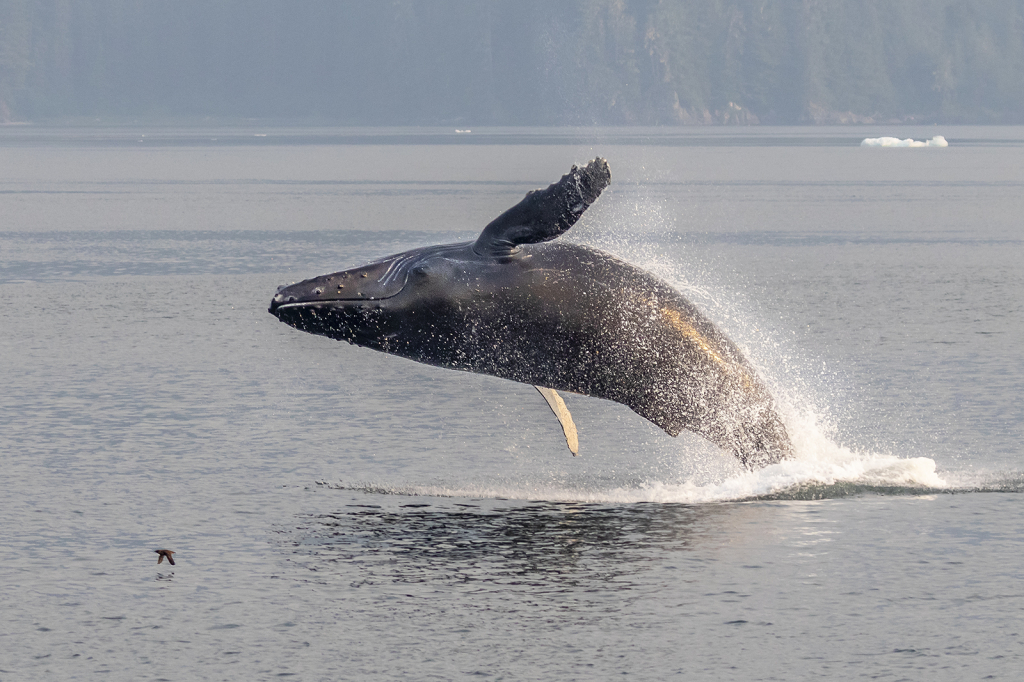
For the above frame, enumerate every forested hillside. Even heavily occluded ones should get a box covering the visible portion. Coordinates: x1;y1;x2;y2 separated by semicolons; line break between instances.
1;0;1022;125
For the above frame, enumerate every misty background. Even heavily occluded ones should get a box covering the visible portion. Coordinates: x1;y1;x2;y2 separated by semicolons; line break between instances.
1;0;1023;125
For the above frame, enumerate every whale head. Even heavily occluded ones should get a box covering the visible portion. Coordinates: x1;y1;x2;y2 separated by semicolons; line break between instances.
268;242;502;354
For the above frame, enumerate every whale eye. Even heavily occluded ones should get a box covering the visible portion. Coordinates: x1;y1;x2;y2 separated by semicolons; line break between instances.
411;265;430;279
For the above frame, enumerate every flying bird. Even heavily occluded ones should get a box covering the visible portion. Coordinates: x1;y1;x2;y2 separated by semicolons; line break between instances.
155;549;176;565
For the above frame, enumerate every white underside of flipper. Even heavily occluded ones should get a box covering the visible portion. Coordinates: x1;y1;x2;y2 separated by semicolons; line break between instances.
534;386;579;456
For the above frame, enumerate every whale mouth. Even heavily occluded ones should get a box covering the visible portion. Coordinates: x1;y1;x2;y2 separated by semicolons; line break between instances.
268;294;398;316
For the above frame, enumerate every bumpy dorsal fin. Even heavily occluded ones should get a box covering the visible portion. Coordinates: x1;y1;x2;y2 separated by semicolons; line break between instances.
474;158;611;258
535;386;579;456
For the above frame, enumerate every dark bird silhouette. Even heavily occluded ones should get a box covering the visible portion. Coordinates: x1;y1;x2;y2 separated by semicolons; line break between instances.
155;549;176;566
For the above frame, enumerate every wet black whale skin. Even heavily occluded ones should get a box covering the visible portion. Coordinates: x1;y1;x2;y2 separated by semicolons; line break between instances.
270;159;792;468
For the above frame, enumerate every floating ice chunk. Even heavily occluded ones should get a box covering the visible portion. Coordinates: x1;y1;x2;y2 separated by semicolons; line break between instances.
861;135;948;147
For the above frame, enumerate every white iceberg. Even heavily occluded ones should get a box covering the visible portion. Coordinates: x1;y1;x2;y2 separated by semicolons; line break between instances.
861;135;948;147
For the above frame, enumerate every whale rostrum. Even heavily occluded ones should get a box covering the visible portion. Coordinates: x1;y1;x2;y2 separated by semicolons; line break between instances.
269;158;793;468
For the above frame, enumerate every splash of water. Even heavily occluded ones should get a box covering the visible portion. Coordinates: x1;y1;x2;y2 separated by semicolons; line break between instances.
325;418;951;504
323;175;1014;504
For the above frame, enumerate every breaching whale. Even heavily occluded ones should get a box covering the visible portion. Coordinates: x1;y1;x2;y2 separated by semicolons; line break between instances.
269;159;792;468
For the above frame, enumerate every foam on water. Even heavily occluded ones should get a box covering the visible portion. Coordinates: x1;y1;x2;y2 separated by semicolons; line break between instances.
860;135;948;147
325;409;953;504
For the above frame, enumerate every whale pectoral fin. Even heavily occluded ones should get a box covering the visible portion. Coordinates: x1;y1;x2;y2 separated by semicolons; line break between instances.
474;158;611;258
534;386;580;456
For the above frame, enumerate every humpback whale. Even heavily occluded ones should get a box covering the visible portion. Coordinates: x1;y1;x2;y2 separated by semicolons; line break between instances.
269;159;792;468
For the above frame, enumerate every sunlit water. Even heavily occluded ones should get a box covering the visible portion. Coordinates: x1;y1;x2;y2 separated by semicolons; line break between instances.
2;126;1023;680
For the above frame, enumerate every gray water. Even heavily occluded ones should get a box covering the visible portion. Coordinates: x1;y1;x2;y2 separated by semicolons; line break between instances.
2;126;1023;680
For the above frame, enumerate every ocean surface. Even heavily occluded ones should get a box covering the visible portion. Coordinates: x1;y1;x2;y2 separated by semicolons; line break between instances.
1;125;1022;680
